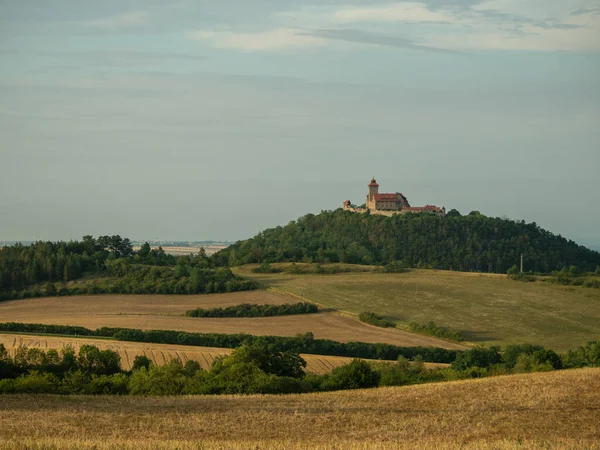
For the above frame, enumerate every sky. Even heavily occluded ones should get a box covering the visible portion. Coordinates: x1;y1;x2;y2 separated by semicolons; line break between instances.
0;0;599;247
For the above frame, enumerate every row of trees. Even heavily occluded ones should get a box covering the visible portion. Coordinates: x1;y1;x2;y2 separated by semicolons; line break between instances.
0;322;458;363
213;210;600;274
185;302;318;318
2;338;599;395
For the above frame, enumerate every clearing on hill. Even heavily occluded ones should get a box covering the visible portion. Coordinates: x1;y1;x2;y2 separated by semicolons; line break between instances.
0;293;465;350
238;265;600;351
0;368;598;449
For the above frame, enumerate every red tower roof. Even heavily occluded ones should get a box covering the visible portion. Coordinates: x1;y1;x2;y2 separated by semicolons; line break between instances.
368;177;379;187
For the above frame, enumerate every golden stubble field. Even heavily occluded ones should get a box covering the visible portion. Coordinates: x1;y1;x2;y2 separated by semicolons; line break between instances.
0;368;598;449
238;265;600;351
0;333;446;374
0;291;465;350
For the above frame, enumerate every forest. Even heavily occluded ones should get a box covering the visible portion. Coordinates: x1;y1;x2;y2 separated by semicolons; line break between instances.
0;236;256;301
213;209;600;274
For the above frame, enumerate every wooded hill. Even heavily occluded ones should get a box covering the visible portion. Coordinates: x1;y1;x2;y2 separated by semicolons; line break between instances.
213;209;600;274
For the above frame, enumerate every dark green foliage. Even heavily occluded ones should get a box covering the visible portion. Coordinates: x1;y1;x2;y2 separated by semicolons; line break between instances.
132;355;152;371
1;337;600;395
320;359;380;390
503;344;545;369
546;267;600;289
451;346;502;370
212;209;600;273
0;322;458;363
562;338;600;368
185;302;318;318
220;344;307;379
0;237;256;301
408;321;463;342
358;311;395;328
76;345;121;375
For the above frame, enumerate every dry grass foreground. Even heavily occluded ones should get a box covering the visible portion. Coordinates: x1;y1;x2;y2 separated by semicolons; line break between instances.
0;333;452;374
0;368;598;449
238;265;600;351
0;292;465;350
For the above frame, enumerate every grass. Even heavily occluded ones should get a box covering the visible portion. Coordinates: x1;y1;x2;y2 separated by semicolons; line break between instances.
0;368;597;449
0;293;465;350
237;264;600;351
0;333;398;374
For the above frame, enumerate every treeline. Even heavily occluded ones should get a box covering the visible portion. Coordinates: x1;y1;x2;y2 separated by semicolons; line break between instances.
408;321;463;342
0;323;457;363
0;236;256;301
358;312;395;328
213;209;600;274
2;338;599;396
0;343;460;395
185;302;318;318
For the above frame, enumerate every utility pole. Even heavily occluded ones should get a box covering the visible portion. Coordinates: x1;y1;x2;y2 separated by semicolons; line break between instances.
520;254;524;274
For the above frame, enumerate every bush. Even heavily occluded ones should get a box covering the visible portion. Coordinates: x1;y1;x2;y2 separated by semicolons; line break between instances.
408;321;463;342
321;359;380;391
358;312;395;328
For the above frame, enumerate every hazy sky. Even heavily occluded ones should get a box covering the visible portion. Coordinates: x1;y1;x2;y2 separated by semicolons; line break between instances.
1;1;599;247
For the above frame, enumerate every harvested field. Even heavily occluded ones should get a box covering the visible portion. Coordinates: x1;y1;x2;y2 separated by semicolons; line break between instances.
0;291;289;317
0;368;598;449
0;333;406;374
239;265;600;351
0;294;465;350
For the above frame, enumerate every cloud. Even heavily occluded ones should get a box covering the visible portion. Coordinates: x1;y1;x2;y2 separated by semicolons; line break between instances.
300;28;460;53
83;11;149;29
189;28;325;52
570;5;600;16
332;3;458;24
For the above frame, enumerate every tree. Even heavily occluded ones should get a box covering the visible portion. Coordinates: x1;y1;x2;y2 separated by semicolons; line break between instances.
322;359;380;390
77;345;121;375
132;355;152;371
507;265;519;275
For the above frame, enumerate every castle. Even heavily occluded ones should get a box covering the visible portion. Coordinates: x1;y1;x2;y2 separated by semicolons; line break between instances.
343;178;445;216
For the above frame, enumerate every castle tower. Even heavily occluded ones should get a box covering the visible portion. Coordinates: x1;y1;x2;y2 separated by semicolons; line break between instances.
367;177;379;209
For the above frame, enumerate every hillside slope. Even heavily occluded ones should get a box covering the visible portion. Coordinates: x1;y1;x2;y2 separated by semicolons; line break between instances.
1;368;598;449
238;266;600;351
214;209;600;273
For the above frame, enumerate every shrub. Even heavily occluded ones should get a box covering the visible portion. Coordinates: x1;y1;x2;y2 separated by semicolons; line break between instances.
408;321;463;342
358;312;395;328
321;359;380;391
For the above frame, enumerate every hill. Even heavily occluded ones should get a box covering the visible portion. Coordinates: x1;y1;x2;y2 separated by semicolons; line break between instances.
239;265;600;351
213;209;600;274
1;368;598;449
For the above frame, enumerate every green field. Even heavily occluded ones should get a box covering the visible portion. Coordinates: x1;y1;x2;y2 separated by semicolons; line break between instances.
237;264;600;351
